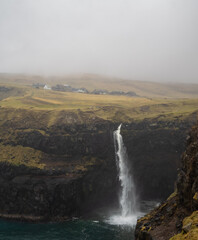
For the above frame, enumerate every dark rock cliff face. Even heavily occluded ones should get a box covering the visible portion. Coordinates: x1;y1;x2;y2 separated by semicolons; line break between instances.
122;121;188;200
0;121;118;221
0;116;195;221
135;123;198;240
0;161;118;221
0;163;82;220
177;125;198;211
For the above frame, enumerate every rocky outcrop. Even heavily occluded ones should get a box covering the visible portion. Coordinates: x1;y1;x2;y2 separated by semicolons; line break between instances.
177;125;198;211
169;210;198;240
135;123;198;240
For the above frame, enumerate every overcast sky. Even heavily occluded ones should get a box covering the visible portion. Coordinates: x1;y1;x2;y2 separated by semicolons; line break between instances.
0;0;198;83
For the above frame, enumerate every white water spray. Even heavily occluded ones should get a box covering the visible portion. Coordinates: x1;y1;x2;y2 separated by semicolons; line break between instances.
108;124;139;226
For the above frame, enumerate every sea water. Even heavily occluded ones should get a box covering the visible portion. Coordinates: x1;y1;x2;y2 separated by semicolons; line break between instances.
0;201;159;240
0;218;135;240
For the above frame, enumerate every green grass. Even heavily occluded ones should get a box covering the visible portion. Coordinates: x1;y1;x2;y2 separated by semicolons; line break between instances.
0;85;198;123
1;72;198;98
0;143;45;168
0;87;151;110
0;81;198;169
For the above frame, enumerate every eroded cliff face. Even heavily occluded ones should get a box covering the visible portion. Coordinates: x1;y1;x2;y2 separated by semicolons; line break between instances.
0;108;196;221
0;161;118;221
135;123;198;240
0;119;118;221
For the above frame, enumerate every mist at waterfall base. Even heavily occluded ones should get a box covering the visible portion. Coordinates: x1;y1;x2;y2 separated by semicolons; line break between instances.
0;124;159;240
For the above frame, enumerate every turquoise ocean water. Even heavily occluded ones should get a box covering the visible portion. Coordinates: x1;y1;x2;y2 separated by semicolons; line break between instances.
0;218;135;240
0;201;158;240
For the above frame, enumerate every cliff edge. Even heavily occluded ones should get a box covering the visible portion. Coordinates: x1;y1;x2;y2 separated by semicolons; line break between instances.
135;124;198;240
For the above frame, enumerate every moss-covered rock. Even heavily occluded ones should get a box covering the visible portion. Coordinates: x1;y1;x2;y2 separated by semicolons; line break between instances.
170;211;198;240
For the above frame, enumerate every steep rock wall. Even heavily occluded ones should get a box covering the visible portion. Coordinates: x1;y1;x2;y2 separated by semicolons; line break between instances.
135;123;198;240
0;113;196;220
0;161;118;221
122;120;192;200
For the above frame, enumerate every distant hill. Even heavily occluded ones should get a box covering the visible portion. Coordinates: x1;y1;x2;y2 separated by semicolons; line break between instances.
0;73;198;98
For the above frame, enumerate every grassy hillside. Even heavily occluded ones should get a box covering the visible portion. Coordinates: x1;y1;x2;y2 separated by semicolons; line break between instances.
0;79;198;169
0;83;198;123
1;73;198;98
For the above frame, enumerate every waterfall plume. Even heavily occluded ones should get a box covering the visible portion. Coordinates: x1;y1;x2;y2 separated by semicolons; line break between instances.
114;124;137;216
108;124;139;226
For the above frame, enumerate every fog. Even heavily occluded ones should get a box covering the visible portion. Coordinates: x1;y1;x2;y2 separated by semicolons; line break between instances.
0;0;198;83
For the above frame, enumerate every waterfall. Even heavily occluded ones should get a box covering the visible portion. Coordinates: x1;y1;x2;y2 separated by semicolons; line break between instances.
107;124;139;226
114;124;137;216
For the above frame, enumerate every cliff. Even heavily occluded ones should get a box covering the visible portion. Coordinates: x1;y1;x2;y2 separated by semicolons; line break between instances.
135;123;198;240
0;114;118;221
0;107;196;221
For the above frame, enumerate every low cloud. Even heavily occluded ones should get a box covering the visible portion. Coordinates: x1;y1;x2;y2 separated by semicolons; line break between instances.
0;0;198;83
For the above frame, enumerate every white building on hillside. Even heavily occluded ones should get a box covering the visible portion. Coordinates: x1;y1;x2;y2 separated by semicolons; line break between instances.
44;84;51;90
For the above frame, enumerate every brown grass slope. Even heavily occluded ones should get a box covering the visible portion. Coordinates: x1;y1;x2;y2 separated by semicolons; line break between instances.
1;73;198;98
